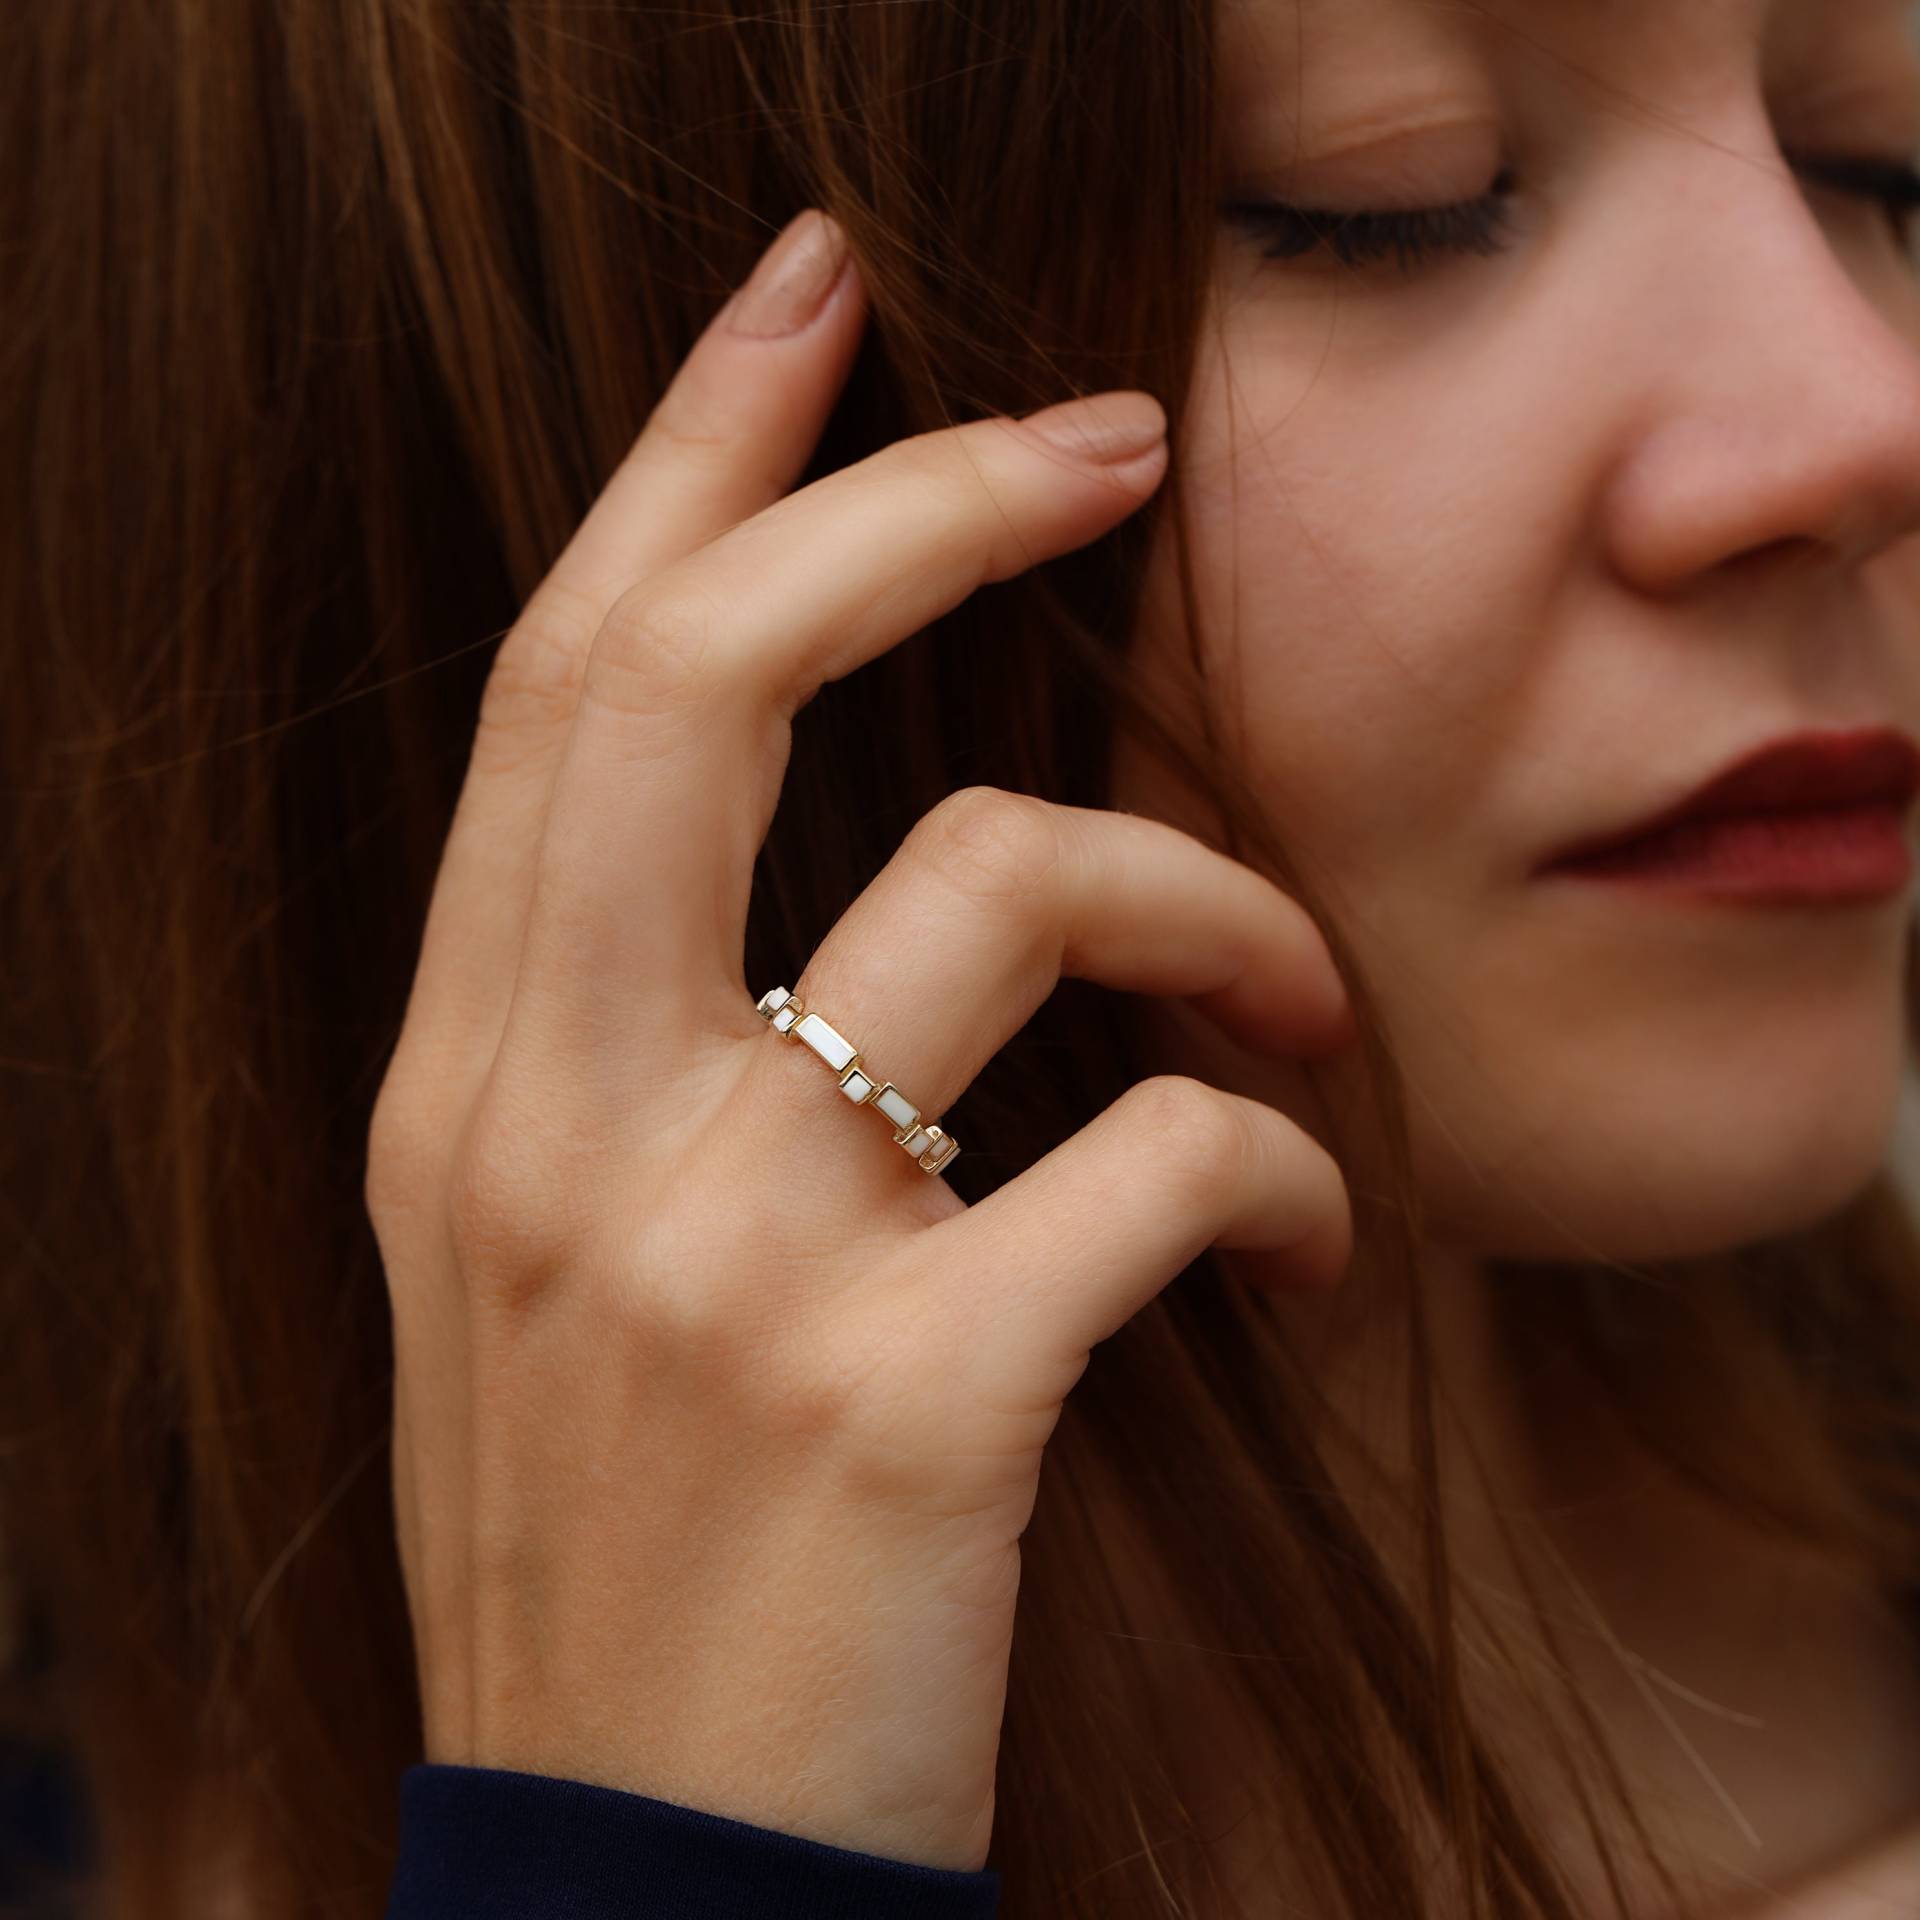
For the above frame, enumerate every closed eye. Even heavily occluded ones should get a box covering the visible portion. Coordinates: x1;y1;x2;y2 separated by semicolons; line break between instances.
1218;170;1520;273
1221;152;1920;274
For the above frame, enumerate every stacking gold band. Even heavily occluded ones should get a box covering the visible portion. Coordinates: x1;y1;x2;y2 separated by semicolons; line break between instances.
754;985;961;1177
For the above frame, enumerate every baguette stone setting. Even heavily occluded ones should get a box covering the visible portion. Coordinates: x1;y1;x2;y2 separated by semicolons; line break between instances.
792;1011;858;1074
754;985;961;1178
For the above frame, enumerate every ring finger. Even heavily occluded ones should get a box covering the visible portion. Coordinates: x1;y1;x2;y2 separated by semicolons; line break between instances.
746;788;1353;1219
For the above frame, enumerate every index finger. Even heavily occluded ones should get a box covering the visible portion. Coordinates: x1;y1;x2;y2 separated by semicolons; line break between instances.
399;209;866;1074
505;389;1172;1081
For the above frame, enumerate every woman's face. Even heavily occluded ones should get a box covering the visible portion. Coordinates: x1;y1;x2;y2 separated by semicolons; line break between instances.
1117;0;1920;1264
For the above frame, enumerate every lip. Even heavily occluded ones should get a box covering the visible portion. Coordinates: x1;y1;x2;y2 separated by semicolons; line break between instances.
1537;725;1920;875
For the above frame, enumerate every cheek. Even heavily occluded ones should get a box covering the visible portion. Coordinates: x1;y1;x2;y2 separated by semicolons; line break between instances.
1145;316;1917;1271
1165;346;1529;888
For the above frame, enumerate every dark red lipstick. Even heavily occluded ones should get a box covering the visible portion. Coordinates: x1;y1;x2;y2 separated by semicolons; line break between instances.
1538;725;1920;903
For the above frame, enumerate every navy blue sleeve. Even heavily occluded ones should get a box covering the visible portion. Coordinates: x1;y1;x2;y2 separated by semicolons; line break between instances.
384;1762;1003;1919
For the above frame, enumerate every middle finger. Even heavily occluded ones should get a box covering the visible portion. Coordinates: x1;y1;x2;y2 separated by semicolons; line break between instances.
504;390;1175;1085
399;208;865;1074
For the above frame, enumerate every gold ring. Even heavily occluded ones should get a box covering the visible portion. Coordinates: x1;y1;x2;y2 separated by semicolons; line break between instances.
755;985;961;1177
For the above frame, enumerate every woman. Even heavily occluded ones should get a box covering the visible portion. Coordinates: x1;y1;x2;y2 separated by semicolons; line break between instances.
7;0;1920;1913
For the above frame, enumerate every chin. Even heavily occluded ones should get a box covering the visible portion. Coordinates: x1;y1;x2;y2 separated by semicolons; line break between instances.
1413;1095;1907;1266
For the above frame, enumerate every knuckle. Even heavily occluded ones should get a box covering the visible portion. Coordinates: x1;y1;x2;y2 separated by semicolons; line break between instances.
1126;1075;1247;1205
863;430;994;530
440;1091;586;1302
925;427;1018;520
643;388;755;472
779;1314;951;1502
606;1239;846;1427
753;1316;889;1448
609;1207;763;1365
583;581;728;726
364;1070;441;1235
881;424;966;484
602;1279;728;1391
473;599;593;764
912;786;1061;905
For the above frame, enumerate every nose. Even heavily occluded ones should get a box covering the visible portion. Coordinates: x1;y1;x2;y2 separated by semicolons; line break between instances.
1596;130;1920;595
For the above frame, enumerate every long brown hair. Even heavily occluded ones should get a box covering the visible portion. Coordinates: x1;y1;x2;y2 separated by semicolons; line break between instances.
8;2;1920;1913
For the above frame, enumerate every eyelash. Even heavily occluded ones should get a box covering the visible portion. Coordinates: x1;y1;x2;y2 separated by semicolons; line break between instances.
1221;153;1920;272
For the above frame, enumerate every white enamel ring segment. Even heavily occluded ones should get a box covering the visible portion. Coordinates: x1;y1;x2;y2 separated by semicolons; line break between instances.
754;985;962;1177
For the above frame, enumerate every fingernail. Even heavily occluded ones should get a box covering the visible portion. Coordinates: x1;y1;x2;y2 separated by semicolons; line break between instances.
1018;391;1167;465
725;210;850;339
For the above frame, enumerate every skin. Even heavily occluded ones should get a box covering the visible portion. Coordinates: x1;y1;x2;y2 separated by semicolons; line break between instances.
366;0;1920;1907
368;206;1358;1881
1109;0;1920;1908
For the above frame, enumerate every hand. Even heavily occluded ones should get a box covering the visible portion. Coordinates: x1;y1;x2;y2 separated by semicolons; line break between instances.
364;206;1356;1876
